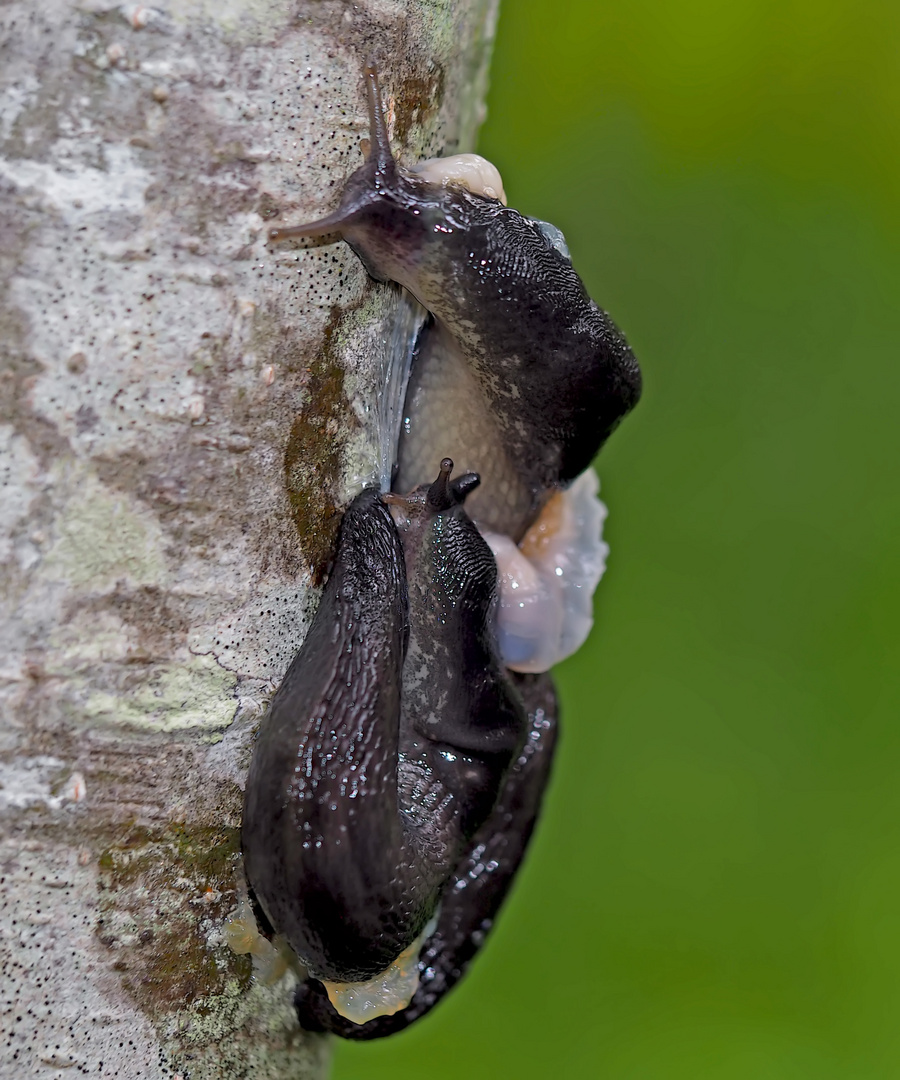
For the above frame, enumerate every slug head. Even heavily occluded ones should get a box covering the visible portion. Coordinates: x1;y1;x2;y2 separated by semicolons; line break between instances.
268;67;502;290
384;457;481;559
270;65;396;244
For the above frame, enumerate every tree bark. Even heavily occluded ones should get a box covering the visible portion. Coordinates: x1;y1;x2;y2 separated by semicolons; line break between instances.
0;1;499;1076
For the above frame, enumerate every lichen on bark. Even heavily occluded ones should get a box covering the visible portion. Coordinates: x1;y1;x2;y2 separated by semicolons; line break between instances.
0;0;500;1075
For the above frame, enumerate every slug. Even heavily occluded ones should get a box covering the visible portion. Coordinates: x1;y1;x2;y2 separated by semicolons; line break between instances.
242;462;532;1026
272;65;640;542
247;63;642;1037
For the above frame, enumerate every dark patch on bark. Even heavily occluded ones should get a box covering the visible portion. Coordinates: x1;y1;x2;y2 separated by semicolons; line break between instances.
394;66;446;144
96;821;251;1011
283;305;359;583
256;191;282;221
63;584;196;662
1;726;253;1018
0;350;72;470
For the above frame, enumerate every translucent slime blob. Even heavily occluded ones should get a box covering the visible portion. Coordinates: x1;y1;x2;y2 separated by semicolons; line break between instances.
410;153;508;205
222;899;292;984
484;469;609;674
320;919;436;1024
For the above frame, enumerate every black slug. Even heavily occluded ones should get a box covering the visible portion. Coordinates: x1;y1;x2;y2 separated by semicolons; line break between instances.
242;462;532;1024
271;64;641;541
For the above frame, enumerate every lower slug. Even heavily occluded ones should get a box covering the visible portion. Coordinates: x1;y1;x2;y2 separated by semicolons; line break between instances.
243;64;642;1037
243;462;536;1028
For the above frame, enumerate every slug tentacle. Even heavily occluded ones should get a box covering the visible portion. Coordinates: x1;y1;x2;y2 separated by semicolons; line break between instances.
268;64;403;251
360;63;399;182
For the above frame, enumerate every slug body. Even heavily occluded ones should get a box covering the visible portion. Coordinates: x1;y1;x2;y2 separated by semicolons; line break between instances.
242;488;410;982
242;464;534;1023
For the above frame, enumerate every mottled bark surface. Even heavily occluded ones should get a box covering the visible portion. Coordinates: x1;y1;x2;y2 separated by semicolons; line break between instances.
0;1;499;1076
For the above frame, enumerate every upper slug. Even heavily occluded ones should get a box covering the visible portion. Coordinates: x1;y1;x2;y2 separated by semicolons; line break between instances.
271;64;641;542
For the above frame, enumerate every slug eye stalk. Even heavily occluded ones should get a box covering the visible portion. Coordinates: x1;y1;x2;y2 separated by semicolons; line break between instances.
268;65;398;245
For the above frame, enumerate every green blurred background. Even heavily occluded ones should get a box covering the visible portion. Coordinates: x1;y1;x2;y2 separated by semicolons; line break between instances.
334;1;900;1076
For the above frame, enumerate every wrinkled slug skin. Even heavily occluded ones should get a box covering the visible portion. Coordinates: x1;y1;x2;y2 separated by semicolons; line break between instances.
294;671;559;1038
241;489;414;981
392;206;640;539
242;471;530;988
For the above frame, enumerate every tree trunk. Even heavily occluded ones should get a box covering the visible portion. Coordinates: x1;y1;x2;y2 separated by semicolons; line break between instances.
0;1;499;1076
